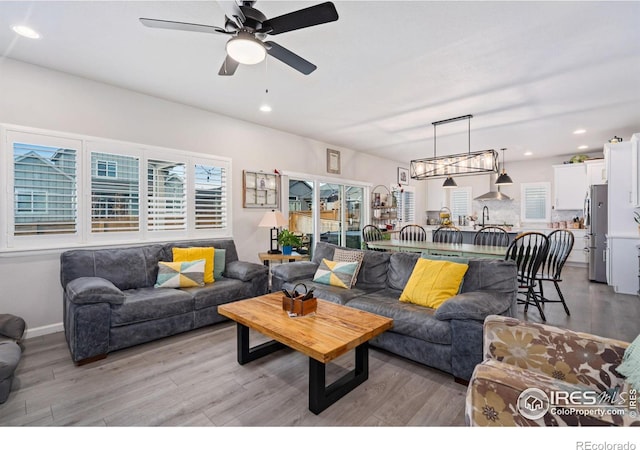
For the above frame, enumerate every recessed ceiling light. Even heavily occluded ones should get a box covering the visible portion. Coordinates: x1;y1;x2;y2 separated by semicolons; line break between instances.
578;145;588;150
524;151;533;156
259;104;272;113
573;129;586;135
12;25;40;39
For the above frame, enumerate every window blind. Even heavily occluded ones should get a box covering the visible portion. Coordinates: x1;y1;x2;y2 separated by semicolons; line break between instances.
450;188;471;221
522;183;550;221
147;159;186;231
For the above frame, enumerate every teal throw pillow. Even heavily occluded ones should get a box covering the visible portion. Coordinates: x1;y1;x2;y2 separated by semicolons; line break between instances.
214;248;226;279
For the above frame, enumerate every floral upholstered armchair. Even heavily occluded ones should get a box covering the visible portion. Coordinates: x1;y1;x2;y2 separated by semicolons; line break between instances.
466;315;640;426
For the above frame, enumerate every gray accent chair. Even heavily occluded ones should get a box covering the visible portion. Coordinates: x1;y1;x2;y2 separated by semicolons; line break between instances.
271;241;518;381
0;313;26;403
60;239;268;364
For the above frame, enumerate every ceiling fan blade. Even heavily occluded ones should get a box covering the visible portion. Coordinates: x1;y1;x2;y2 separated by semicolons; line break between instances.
265;41;316;75
140;18;228;35
263;2;338;35
216;0;246;29
218;55;240;76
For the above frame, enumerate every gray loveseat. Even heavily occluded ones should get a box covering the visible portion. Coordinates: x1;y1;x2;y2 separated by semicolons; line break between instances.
271;242;518;381
60;239;268;364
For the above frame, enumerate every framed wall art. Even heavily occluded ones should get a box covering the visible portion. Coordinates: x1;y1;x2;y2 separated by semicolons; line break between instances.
398;167;410;185
243;170;279;208
326;148;341;175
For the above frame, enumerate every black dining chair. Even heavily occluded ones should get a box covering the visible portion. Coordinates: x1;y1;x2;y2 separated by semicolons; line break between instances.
399;224;427;241
362;225;384;250
504;232;550;321
473;226;511;247
432;225;463;244
533;229;574;316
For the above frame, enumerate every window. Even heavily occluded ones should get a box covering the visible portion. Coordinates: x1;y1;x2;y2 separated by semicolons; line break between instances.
2;126;232;251
194;163;227;230
449;187;471;222
12;139;78;237
91;152;139;233
521;182;551;222
96;160;117;178
147;159;186;231
393;185;416;223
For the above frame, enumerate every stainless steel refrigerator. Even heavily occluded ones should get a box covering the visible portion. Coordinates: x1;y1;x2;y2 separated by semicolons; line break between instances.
586;184;608;282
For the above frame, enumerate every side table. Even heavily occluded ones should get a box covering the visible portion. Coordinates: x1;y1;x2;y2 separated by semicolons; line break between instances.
258;252;310;291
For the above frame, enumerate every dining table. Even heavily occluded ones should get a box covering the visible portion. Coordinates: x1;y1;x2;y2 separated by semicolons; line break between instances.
365;239;508;259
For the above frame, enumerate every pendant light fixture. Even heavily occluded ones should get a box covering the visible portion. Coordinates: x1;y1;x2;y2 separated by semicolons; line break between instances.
442;176;457;188
495;148;514;185
410;115;499;182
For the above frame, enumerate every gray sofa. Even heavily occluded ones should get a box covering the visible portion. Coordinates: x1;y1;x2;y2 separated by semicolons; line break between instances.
271;242;518;381
0;314;26;403
60;239;268;364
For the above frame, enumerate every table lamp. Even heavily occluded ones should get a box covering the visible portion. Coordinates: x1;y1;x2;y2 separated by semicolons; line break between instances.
259;209;287;254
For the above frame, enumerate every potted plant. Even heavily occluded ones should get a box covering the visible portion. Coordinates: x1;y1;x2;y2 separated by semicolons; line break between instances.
277;229;302;255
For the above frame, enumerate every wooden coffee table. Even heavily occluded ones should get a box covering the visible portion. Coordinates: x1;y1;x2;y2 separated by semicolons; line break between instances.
217;293;393;414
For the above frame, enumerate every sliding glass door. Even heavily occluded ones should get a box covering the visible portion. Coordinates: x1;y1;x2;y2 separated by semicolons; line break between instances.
286;178;365;256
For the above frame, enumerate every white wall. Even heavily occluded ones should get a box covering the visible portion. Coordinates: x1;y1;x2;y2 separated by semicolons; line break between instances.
0;58;418;335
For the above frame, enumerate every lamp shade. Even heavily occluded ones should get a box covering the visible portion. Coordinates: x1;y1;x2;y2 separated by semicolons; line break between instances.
442;176;458;188
495;171;513;185
259;210;287;228
226;32;266;65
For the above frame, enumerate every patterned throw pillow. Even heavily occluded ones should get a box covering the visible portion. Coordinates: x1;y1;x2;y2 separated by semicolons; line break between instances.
155;259;206;288
173;247;215;283
313;258;359;289
333;248;365;287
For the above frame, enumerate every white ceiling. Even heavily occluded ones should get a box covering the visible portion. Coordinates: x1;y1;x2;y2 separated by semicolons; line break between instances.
1;1;639;164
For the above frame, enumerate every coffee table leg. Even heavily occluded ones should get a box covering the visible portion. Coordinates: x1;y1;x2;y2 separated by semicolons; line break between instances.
236;323;285;365
308;343;369;415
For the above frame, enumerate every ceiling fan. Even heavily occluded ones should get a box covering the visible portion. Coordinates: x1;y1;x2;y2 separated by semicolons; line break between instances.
140;1;339;76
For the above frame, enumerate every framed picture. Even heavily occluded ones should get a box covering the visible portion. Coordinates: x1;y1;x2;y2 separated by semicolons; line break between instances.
398;167;410;185
243;170;279;208
327;148;341;174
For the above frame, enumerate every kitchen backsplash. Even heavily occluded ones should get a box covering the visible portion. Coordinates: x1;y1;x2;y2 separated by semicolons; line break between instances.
426;198;583;228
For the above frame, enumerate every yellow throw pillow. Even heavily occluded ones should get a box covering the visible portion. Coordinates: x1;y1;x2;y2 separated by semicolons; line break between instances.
399;258;468;309
173;247;215;284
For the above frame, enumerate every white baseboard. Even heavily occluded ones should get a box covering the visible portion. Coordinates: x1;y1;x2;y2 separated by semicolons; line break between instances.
24;322;64;339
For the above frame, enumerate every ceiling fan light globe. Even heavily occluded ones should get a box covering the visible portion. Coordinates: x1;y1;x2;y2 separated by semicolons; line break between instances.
226;33;266;65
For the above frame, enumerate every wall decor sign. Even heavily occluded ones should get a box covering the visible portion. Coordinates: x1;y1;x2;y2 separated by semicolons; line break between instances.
326;148;341;175
243;170;279;208
398;167;410;185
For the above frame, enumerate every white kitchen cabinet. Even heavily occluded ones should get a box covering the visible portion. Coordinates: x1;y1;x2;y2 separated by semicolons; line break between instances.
606;141;635;235
584;159;606;186
553;164;587;210
565;228;587;265
607;237;640;295
630;134;640;206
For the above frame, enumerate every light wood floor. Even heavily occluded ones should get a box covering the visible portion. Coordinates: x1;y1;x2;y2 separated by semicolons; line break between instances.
1;265;639;427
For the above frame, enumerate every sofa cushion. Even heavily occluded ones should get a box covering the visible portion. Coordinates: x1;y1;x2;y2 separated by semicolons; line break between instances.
400;258;468;309
313;259;359;289
172;247;214;283
183;277;253;310
459;258;518;294
60;244;166;290
281;280;371;305
347;289;452;345
111;287;194;326
387;251;420;290
155;260;206;288
0;341;21;381
0;314;26;341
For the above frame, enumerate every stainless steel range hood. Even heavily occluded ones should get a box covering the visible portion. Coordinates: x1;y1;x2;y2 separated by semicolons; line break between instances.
474;174;512;201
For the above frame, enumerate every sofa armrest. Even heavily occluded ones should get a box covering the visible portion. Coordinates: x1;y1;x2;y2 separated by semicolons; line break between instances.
482;315;629;392
65;277;125;305
434;290;512;321
270;261;319;292
0;314;26;341
466;359;638;426
225;260;268;282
